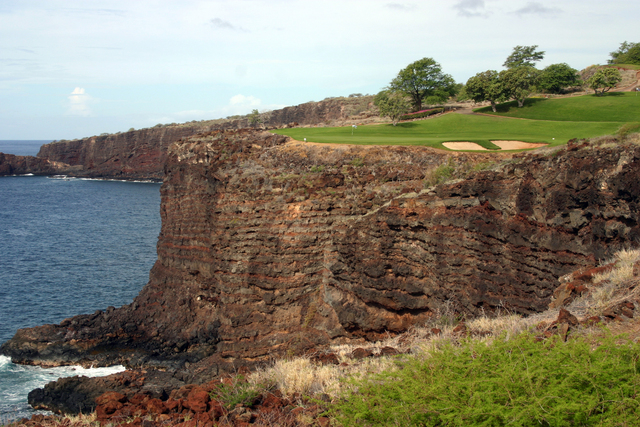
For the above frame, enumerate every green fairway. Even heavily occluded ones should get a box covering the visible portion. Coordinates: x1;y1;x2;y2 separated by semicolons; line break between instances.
272;113;622;150
475;92;640;122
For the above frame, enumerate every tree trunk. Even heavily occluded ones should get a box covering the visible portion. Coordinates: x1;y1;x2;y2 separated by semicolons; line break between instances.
490;101;497;113
517;98;525;108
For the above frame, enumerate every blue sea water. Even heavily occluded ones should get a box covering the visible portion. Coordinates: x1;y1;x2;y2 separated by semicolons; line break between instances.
0;140;51;157
0;175;161;421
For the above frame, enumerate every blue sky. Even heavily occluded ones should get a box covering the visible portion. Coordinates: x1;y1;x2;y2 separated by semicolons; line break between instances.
1;0;637;139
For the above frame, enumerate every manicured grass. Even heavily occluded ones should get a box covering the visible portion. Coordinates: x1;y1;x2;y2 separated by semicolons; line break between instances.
475;92;640;122
333;331;640;426
272;113;621;150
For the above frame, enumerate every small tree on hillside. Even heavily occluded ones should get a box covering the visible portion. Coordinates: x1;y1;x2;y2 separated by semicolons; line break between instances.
500;66;541;107
248;109;262;127
503;45;545;69
389;57;456;111
587;68;622;95
609;41;640;65
538;63;581;94
374;90;410;126
465;70;507;112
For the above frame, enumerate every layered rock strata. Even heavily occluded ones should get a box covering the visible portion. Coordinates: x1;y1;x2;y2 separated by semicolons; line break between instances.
35;97;375;180
4;131;640;412
36;125;210;180
0;152;77;176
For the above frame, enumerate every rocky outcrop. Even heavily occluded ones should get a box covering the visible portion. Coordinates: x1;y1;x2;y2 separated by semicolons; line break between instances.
263;96;375;127
0;152;77;176
36;125;212;181
35;97;376;181
5;131;640;413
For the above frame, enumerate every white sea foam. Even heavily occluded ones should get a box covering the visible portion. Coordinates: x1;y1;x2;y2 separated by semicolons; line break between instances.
0;356;126;420
0;355;11;369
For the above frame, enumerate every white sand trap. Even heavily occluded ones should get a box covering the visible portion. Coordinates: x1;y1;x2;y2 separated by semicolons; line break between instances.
443;141;548;151
443;142;487;151
491;140;547;150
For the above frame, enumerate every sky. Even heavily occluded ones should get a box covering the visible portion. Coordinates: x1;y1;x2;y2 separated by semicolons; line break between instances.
0;0;637;140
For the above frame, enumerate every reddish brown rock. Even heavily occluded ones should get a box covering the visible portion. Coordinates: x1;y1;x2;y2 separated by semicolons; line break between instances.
95;391;127;405
557;308;579;327
351;348;374;359
184;386;209;413
378;346;400;357
312;352;340;365
8;133;640;415
0;152;76;176
453;323;468;336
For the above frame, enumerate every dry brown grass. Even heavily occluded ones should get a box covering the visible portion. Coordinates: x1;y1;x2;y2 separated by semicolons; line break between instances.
246;248;640;404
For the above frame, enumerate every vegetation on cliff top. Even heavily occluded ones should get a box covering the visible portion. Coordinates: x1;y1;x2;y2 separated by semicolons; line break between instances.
273;91;636;150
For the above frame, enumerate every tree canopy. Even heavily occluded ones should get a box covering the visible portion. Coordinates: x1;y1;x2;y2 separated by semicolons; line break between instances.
538;63;580;94
503;45;545;69
608;41;640;65
587;68;622;95
389;57;455;111
500;66;541;107
464;70;507;112
374;90;410;126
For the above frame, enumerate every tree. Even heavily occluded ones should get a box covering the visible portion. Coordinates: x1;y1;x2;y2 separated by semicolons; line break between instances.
503;45;545;69
374;90;410;126
248;109;262;127
389;57;455;111
587;68;622;95
500;66;541;107
609;41;640;65
538;63;580;94
464;70;508;112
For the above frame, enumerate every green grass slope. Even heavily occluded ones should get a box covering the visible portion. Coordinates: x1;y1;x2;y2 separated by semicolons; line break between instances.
272;113;621;150
475;92;640;122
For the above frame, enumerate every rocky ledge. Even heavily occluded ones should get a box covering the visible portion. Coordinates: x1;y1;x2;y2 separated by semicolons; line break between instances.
3;131;640;413
0;152;78;177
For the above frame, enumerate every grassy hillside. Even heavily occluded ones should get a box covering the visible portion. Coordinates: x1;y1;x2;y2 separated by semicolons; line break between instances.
272;92;635;150
272;113;621;149
475;92;640;122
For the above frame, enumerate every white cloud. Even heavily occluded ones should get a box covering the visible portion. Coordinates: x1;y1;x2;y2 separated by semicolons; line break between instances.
453;0;488;17
210;18;247;32
385;3;417;11
67;87;92;116
514;2;562;16
229;94;261;107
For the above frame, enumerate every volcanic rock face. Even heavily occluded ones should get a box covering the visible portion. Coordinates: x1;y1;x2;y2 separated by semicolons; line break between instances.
4;131;640;413
36;126;209;180
35;97;374;181
0;152;76;176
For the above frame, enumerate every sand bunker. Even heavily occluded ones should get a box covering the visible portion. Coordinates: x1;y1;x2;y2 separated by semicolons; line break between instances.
443;141;547;151
443;142;487;151
492;140;547;150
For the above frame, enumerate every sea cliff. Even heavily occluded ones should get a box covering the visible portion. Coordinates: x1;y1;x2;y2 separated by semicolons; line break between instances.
3;130;640;413
33;96;376;181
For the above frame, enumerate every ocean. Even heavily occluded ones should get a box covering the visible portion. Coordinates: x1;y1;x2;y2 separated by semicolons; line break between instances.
0;140;52;157
0;169;161;421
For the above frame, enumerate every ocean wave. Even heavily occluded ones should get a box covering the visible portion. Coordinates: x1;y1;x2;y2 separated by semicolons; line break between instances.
0;355;11;369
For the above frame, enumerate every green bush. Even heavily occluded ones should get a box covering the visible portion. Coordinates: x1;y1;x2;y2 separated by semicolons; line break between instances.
424;160;456;187
333;331;640;426
209;376;261;409
400;108;444;121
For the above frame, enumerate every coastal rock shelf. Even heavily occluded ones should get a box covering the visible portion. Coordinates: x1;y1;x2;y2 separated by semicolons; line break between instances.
3;130;640;413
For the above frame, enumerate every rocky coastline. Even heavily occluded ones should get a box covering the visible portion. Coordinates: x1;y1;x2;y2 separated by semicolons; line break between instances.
3;127;640;416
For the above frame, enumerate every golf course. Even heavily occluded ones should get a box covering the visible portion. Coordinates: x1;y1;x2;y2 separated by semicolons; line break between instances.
272;92;638;151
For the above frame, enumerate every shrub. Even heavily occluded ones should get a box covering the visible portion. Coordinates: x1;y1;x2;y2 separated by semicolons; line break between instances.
400;108;443;121
424;160;455;188
333;331;640;426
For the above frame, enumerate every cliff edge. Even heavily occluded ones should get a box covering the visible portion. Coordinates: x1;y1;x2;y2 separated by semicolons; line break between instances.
3;131;640;413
